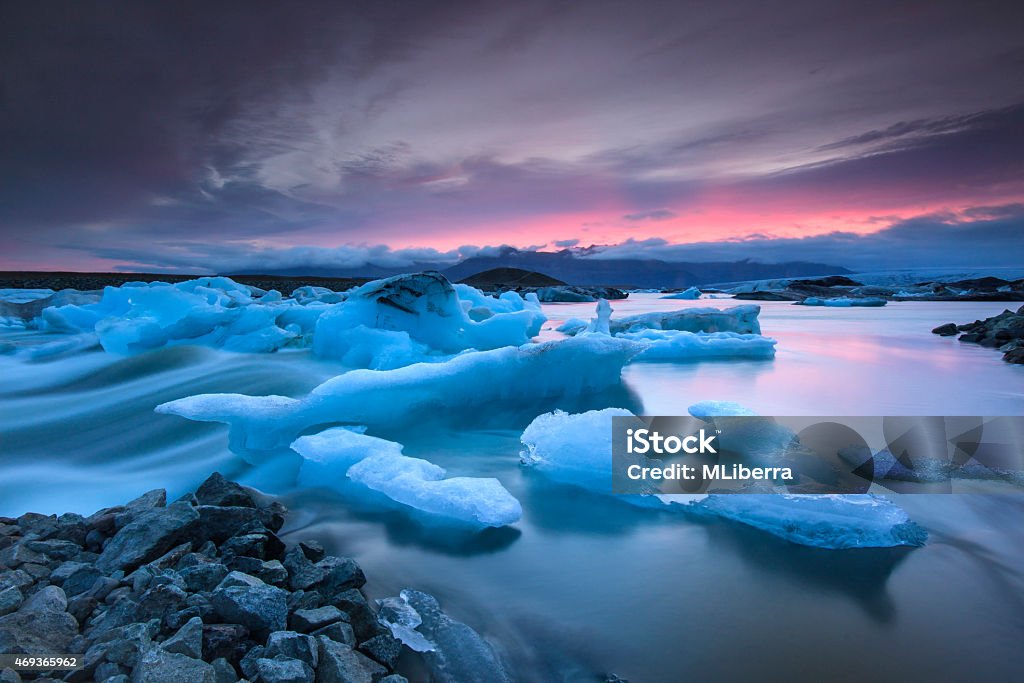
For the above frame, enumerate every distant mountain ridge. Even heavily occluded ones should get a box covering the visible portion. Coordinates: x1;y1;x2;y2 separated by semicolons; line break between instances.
236;248;849;288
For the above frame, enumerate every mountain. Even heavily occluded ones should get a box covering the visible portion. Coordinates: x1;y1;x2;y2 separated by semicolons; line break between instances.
441;250;849;288
458;267;566;288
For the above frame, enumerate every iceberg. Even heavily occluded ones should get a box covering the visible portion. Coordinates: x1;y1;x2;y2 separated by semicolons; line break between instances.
800;297;887;307
377;589;512;683
347;452;522;527
292;426;400;483
660;286;701;300
687;494;927;549
312;272;546;366
157;334;643;455
619;329;776;361
558;304;763;336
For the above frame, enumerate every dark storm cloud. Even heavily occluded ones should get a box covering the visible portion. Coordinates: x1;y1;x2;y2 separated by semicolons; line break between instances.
2;0;1023;269
587;204;1024;271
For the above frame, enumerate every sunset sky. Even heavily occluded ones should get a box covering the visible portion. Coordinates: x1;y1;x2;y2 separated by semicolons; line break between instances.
2;0;1023;272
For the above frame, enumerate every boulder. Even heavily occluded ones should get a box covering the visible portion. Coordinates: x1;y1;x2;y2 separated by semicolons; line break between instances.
210;572;288;636
131;647;216;683
96;503;198;573
0;586;78;653
315;636;387;683
195;473;257;508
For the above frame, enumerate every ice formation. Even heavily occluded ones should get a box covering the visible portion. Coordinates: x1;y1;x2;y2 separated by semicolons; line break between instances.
291;427;400;484
558;304;763;336
687;494;927;548
377;589;512;683
619;329;776;361
313;272;545;366
660;286;702;300
8;272;547;367
347;452;522;527
157;334;642;455
800;297;887;307
560;301;774;362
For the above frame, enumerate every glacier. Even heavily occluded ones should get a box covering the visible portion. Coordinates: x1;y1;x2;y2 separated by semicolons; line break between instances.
157;334;643;455
687;494;928;549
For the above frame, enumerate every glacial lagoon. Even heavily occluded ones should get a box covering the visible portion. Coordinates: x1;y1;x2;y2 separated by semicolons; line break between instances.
2;294;1023;681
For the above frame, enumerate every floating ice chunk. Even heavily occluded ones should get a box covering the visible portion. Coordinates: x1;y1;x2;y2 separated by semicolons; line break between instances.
292;427;402;485
347;451;522;527
660;287;701;300
558;304;762;336
555;317;588;334
158;334;642;455
687;401;757;418
687;494;927;548
377;595;436;652
584;299;613;335
800;297;887;307
379;589;513;683
313;273;545;364
620;329;776;361
0;289;55;304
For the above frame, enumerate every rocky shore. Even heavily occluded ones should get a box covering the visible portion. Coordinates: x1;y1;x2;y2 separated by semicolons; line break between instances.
932;305;1024;364
0;474;411;683
733;275;1024;303
0;272;369;297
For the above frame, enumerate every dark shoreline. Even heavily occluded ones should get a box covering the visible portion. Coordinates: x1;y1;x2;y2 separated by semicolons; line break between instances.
0;272;371;297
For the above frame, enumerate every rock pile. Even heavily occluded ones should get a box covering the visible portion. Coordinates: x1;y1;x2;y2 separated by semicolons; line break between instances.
0;473;407;683
932;305;1024;363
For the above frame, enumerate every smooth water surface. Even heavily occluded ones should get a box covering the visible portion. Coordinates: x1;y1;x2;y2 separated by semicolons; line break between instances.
2;295;1023;681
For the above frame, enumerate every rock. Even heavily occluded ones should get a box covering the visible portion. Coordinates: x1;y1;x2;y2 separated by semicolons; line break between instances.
312;556;366;596
131;647;217;683
95;661;127;681
291;606;345;633
63;565;104;597
313;621;356;647
283;547;323;591
298;540;325;563
0;586;78;653
96;502;199;573
315;636;387;683
178;563;229;593
238;645;265;680
0;543;44;567
124;489;167;514
24;538;82;561
227;556;288;586
255;656;314;683
195;506;270;545
210;572;288;636
201;623;250;664
50;560;92;584
359;633;402;670
220;528;285;561
0;586;22;617
210;658;237;683
379;676;409;683
932;322;960;335
195;473;257;508
1006;346;1024;364
265;631;318;668
67;595;99;623
332;589;385;642
0;668;21;683
161;616;204;659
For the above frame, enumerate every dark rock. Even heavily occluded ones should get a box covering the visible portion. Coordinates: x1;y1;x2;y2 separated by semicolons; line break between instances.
210;572;288;636
195;506;272;545
312;621;356;647
359;633;402;670
313;556;366;596
287;589;323;613
49;560;91;585
238;645;265;680
332;589;386;642
265;631;318;668
94;661;126;681
933;323;960;336
25;538;82;561
195;473;257;508
135;583;188;624
67;595;99;624
298;540;325;563
0;570;32;592
161;615;204;659
291;606;345;633
256;655;314;683
0;586;23;617
1006;346;1024;364
0;586;78;654
131;646;217;683
21;563;51;581
315;636;387;683
201;623;250;664
179;563;229;593
63;565;104;597
96;502;199;573
0;543;44;567
210;658;237;683
227;556;288;586
283;547;323;591
220;528;286;562
16;512;57;536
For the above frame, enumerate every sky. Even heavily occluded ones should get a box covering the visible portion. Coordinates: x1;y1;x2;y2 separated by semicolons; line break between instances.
2;0;1023;273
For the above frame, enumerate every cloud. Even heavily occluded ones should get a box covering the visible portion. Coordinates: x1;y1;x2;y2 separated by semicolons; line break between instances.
553;238;580;247
583;204;1024;270
622;209;677;222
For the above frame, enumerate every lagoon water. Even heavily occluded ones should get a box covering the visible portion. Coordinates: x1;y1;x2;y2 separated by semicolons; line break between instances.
2;295;1024;681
